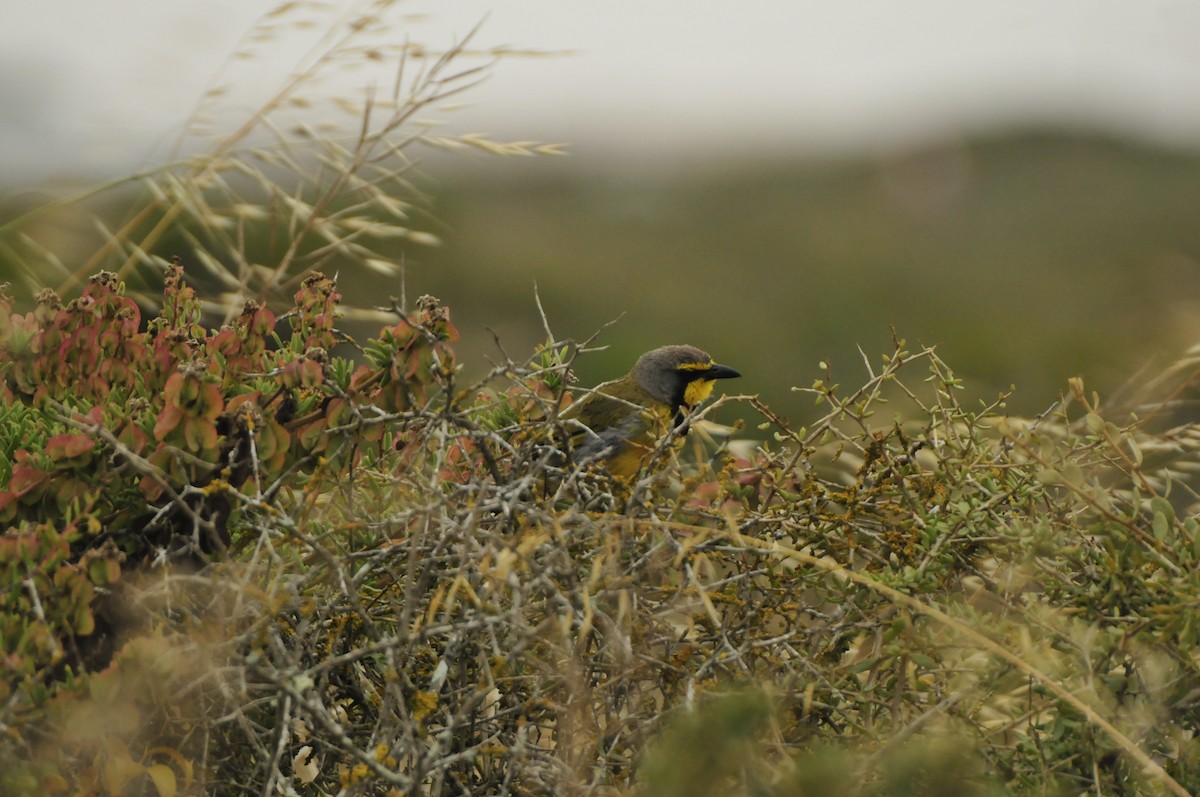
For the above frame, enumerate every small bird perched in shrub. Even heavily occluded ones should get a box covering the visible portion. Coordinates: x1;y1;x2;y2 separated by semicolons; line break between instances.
563;345;741;478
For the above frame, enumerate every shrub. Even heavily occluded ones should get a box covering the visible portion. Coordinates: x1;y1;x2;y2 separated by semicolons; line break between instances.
2;268;1200;796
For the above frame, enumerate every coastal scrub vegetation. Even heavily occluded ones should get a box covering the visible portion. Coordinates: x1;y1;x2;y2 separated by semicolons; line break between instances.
3;3;1200;796
3;266;1200;795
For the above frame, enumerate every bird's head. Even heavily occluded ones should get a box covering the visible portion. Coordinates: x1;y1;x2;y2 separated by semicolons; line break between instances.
630;345;741;412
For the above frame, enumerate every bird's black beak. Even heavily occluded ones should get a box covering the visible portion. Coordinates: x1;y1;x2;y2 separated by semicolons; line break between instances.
706;363;741;380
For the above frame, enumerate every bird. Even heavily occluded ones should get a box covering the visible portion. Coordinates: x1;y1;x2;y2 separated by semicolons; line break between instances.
562;345;741;478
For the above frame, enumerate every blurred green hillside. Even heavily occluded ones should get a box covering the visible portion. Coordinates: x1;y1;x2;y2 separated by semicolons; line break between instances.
371;130;1200;425
5;129;1200;427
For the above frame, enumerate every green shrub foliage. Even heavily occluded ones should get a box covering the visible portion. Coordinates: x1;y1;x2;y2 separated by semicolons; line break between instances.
2;267;1200;796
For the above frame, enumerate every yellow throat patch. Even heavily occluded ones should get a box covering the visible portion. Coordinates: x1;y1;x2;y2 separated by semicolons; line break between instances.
683;378;716;408
677;360;718;409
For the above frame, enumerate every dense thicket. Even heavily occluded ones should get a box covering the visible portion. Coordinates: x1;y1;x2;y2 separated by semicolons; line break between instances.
3;268;1200;796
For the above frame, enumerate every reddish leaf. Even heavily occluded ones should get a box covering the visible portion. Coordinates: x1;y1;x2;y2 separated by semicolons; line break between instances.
45;433;96;462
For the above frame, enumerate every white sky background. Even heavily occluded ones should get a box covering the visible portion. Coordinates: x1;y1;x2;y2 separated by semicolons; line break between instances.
2;0;1200;184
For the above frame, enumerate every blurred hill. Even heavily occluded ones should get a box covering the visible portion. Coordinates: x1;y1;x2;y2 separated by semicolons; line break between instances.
370;129;1200;425
5;129;1200;428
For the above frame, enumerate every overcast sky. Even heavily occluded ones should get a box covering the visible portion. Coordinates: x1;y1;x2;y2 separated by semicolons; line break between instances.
3;0;1200;184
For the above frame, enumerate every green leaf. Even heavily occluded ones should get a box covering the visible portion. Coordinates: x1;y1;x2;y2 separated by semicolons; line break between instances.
844;656;879;674
1149;496;1175;525
73;600;95;636
1152;511;1169;541
1036;469;1061;485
